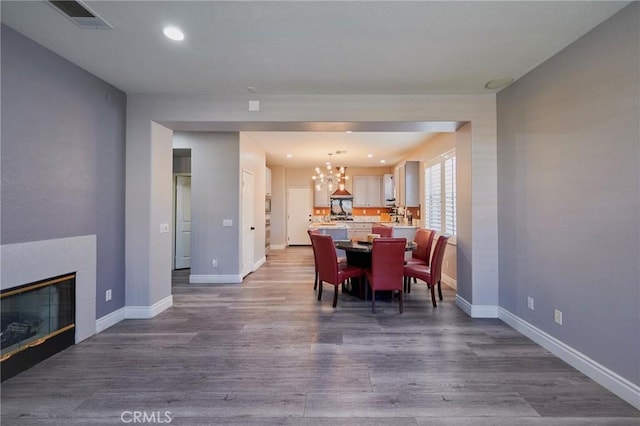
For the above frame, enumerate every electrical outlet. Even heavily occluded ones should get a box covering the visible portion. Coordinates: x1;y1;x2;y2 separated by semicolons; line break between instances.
105;289;112;301
527;297;534;310
554;309;563;325
445;260;449;269
212;258;218;267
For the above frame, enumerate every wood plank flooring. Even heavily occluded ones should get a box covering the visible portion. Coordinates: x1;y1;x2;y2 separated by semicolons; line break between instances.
2;246;638;424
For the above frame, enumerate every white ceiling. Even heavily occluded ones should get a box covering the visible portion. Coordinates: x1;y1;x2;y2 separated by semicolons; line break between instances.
246;131;439;168
1;0;629;167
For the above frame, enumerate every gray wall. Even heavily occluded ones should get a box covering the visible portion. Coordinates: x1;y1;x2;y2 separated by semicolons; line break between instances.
1;25;127;319
497;3;639;385
173;132;240;276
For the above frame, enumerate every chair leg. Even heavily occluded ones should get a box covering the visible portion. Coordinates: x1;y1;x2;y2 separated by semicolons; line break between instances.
332;284;339;308
429;284;437;308
437;280;443;301
314;271;318;290
408;277;411;294
403;276;407;293
399;290;404;314
317;281;323;301
371;290;376;313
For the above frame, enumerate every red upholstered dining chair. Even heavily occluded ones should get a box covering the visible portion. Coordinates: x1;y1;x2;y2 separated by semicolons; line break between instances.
308;229;347;290
403;235;450;307
364;237;407;313
371;224;393;237
404;228;435;293
310;233;364;308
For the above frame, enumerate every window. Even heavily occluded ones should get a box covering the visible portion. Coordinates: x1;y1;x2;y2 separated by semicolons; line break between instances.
424;151;456;237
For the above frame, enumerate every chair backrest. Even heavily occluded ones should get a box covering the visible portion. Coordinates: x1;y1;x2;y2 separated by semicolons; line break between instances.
310;233;339;283
430;235;450;284
371;224;393;237
370;237;407;291
308;229;322;270
412;228;435;265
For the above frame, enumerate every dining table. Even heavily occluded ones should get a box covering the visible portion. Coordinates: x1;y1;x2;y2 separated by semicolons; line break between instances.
334;239;417;300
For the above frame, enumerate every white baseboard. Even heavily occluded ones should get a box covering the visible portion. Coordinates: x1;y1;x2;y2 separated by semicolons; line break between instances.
270;244;286;250
499;307;640;411
455;295;499;318
95;307;125;333
253;256;266;271
190;274;243;284
95;295;173;332
441;273;457;290
125;295;173;319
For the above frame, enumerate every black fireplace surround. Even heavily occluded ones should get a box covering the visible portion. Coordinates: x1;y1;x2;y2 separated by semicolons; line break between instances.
1;273;76;381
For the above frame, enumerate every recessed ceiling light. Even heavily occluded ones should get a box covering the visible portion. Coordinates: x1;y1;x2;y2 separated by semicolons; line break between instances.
286;153;293;158
485;77;514;90
379;159;386;164
367;154;373;158
346;131;352;134
163;26;185;41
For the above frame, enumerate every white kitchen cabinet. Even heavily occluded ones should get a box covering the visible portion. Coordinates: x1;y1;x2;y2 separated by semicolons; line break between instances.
394;161;419;207
383;174;394;205
314;184;330;207
353;176;382;207
265;167;272;196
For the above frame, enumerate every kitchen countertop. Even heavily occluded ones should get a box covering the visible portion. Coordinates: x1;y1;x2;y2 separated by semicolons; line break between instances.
308;223;350;229
377;222;419;228
309;221;418;228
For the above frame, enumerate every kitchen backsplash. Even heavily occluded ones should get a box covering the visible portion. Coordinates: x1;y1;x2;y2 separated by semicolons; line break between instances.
312;206;420;221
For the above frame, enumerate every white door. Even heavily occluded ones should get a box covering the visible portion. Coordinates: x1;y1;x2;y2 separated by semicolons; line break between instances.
241;170;255;277
287;187;312;245
174;176;191;269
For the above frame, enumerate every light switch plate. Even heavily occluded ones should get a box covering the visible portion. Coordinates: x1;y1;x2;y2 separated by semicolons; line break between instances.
223;219;233;227
160;223;169;233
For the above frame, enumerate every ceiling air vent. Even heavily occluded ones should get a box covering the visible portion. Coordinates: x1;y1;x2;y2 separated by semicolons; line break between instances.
48;0;113;29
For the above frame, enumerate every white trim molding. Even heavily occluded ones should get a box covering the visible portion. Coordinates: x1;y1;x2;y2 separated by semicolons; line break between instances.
253;256;266;271
96;295;173;331
125;295;173;319
270;244;286;250
455;295;499;318
96;307;126;333
190;274;243;284
499;307;640;411
441;273;457;290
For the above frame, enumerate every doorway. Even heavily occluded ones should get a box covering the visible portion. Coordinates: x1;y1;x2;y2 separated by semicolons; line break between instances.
174;175;191;269
287;187;312;245
241;170;255;277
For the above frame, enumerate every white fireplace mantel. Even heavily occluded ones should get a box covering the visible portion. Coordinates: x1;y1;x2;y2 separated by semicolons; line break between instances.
1;235;97;343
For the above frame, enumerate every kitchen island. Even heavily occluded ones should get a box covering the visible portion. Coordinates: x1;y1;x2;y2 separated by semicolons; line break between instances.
308;223;349;257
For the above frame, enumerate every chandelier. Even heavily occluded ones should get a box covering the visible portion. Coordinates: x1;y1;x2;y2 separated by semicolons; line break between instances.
312;153;349;192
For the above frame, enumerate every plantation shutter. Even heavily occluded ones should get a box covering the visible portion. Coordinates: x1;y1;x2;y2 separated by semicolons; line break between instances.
424;162;441;231
444;156;456;235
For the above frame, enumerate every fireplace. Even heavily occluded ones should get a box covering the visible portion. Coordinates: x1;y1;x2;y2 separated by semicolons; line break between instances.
1;273;76;381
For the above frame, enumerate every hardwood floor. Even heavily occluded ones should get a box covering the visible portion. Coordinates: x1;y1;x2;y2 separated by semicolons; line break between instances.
2;246;638;425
